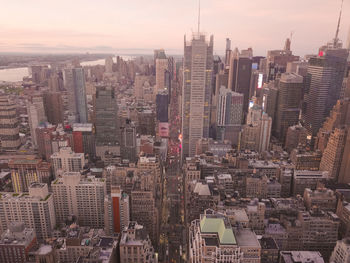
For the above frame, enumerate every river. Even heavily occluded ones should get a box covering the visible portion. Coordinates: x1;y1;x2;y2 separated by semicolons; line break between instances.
0;55;135;82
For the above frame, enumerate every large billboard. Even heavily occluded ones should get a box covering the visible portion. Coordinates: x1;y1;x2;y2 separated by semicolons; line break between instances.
159;122;169;137
257;73;263;89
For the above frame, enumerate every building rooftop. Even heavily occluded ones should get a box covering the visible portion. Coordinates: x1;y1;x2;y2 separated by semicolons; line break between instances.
200;216;236;245
234;228;260;248
280;251;324;263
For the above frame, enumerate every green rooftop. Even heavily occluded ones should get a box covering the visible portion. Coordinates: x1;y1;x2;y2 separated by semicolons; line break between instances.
200;216;236;245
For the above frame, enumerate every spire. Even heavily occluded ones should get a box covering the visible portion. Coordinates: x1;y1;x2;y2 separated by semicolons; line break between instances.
333;0;344;47
198;0;201;33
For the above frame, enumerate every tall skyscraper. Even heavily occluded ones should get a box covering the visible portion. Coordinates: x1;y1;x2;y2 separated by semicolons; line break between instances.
95;86;119;156
228;51;252;113
43;91;63;125
304;47;348;137
216;86;243;143
105;56;114;73
319;127;347;180
182;33;213;158
155;54;168;93
120;119;136;162
27;95;47;147
346;26;350;50
0;95;20;150
274;73;304;142
64;67;88;123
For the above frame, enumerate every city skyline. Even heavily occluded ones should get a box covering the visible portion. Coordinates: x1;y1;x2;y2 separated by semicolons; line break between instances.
1;0;350;55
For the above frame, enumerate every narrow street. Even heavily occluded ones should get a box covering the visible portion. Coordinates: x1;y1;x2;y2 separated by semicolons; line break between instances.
159;81;186;262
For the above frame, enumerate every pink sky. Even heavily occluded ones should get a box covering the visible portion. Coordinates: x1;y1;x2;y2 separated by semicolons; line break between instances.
0;0;349;56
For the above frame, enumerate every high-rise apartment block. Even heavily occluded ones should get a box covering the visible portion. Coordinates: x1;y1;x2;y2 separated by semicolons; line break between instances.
9;158;51;192
182;33;213;158
0;95;20;150
52;172;106;228
0;183;56;240
104;186;130;235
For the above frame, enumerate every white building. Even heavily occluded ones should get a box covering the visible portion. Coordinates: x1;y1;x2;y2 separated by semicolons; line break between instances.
51;147;85;177
189;209;261;263
0;183;56;240
330;238;350;263
182;33;214;158
52;172;106;228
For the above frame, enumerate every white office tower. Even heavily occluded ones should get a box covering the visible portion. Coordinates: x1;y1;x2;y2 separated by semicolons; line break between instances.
50;147;85;177
27;96;47;147
182;33;214;158
0;183;56;240
51;172;106;228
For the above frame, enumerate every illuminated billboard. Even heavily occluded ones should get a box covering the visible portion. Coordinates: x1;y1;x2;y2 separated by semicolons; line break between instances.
257;73;263;89
159;122;169;137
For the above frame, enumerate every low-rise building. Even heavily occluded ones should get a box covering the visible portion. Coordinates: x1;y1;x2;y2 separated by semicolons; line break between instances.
0;222;37;263
119;221;156;263
304;187;337;212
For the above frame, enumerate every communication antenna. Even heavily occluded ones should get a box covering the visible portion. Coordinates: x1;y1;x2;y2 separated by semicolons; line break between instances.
198;0;201;33
334;0;344;47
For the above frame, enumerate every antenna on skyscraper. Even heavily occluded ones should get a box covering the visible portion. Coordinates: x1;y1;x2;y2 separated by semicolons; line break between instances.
333;0;344;47
198;0;201;33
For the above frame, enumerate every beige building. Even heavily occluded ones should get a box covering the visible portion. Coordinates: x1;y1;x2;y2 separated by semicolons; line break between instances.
245;174;268;199
319;127;347;180
304;187;337;212
119;222;156;263
292;170;329;196
241;105;272;153
330;237;350;263
51;147;85;177
0;95;21;150
155;57;168;93
52;172;106;228
0;183;56;240
298;209;340;260
130;190;158;246
9;158;51;193
189;209;261;263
